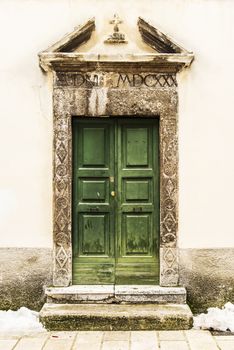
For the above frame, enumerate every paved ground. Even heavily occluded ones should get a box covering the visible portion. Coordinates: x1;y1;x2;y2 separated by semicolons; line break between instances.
0;330;234;350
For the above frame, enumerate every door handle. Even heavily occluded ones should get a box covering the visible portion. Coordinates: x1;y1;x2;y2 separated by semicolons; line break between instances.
111;191;116;197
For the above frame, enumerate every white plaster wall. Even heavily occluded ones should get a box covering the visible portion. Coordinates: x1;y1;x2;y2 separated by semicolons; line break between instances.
0;0;233;248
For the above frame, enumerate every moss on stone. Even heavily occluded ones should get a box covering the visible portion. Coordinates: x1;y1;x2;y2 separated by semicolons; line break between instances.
40;303;193;331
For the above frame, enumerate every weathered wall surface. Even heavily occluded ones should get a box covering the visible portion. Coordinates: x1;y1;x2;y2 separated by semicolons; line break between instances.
180;249;234;314
0;248;52;311
0;0;234;311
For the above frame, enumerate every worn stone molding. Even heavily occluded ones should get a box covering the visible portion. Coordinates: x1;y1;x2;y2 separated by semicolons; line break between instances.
39;53;194;73
138;17;187;54
39;16;194;287
41;18;95;54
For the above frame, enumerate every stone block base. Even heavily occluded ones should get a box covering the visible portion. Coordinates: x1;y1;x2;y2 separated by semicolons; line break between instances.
39;303;193;331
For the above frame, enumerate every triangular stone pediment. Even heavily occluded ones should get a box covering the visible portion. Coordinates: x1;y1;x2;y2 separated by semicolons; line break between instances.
39;16;194;72
41;18;96;54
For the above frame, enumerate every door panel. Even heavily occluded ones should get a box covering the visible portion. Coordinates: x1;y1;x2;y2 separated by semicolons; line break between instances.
123;214;151;254
123;179;152;202
125;128;149;166
81;180;107;202
72;118;159;285
79;214;109;255
82;128;106;166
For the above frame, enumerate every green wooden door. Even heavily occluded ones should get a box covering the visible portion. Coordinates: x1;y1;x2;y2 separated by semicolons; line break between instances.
72;118;159;285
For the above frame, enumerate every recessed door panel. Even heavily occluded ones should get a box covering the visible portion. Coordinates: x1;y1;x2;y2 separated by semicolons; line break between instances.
123;179;151;202
79;214;109;255
125;128;149;167
123;214;151;255
82;128;106;166
80;179;108;202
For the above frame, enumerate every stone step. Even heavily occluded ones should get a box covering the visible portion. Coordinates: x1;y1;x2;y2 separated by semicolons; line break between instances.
39;303;193;331
46;285;187;304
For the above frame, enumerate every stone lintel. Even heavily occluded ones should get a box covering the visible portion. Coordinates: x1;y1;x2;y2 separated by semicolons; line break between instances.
39;52;194;72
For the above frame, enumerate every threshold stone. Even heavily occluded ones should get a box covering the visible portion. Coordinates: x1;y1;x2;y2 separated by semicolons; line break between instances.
46;285;187;304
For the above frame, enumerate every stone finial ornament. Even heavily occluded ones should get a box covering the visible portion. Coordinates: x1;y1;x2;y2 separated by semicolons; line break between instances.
104;14;127;44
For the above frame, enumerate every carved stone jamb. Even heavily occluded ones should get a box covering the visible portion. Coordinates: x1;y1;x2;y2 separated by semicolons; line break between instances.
53;89;72;286
160;105;179;285
39;17;194;288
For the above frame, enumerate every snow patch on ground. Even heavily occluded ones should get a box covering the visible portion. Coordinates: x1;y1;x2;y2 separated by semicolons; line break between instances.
194;302;234;332
0;307;45;333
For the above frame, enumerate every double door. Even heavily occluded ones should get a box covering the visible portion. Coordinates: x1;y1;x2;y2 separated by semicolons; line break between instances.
72;118;159;284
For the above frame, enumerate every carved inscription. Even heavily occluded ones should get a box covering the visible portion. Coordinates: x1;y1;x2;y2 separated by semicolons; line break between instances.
55;72;177;88
116;74;177;88
56;73;100;87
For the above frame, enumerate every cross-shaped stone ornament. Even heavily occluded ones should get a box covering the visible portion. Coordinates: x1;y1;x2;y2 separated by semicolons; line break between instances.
104;14;127;44
110;14;122;32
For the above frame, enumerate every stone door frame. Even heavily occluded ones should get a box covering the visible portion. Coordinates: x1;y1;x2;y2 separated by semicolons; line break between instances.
52;66;180;287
